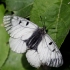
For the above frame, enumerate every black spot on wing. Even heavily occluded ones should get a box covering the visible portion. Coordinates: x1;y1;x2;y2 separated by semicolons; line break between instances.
49;42;53;45
52;49;55;52
26;22;29;26
19;20;22;24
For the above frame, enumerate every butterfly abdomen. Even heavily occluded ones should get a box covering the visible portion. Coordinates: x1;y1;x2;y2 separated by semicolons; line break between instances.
26;28;45;50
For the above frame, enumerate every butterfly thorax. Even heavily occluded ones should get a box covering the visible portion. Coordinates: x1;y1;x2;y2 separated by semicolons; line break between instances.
26;28;46;50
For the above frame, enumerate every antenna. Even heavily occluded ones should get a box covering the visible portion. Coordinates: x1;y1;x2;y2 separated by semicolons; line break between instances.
40;16;45;27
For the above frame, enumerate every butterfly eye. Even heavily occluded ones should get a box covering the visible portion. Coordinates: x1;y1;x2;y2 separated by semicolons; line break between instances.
26;22;29;26
49;42;53;45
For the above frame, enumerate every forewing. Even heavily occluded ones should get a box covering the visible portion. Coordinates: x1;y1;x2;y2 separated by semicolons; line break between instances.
3;15;38;40
38;34;63;67
9;37;27;53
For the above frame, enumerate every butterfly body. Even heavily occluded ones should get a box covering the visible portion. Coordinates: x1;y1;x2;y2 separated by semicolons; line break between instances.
26;27;46;50
3;15;63;68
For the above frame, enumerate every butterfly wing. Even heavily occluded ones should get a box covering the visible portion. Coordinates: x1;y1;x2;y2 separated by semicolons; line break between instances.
3;15;38;39
26;50;41;68
26;34;63;68
9;37;27;53
38;34;63;67
3;15;38;53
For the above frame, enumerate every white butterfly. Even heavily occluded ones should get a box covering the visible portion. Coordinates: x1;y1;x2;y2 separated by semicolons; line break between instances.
3;15;63;68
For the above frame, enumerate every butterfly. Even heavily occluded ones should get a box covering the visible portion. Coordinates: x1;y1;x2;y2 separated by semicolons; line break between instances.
3;15;63;68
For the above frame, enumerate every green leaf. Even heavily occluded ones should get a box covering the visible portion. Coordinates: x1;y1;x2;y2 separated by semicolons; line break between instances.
1;51;24;70
0;4;9;68
30;0;70;48
0;4;5;23
6;0;34;17
1;51;36;70
0;0;6;3
14;4;33;17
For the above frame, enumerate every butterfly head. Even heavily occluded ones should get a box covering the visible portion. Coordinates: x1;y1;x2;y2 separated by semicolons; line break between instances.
41;25;48;34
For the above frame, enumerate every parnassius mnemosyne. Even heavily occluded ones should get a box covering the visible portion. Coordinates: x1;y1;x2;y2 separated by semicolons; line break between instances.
3;15;63;68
